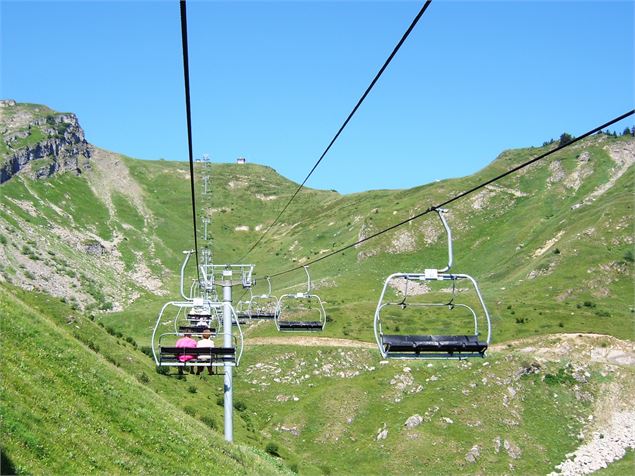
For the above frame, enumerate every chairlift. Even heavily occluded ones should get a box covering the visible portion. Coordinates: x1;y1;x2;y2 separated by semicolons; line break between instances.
276;266;326;332
373;209;491;359
234;297;251;322
248;276;279;320
151;299;244;372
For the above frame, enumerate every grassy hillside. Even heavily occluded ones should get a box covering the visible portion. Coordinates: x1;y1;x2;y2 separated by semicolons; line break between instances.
1;102;634;474
3;281;633;475
0;284;289;475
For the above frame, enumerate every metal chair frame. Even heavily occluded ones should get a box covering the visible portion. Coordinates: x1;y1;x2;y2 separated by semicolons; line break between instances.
275;266;326;332
373;209;491;359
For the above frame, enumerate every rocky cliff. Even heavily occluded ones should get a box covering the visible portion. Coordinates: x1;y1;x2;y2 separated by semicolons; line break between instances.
0;99;91;183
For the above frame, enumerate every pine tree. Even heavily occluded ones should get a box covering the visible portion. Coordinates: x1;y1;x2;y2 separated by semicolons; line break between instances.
558;133;573;147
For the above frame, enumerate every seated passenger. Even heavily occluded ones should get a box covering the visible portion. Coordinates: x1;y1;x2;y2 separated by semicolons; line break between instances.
196;329;215;376
175;333;197;374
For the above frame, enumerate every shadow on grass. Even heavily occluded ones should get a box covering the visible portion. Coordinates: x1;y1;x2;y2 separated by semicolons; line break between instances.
1;448;17;475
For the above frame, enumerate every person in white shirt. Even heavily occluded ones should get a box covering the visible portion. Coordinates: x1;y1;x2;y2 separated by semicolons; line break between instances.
196;328;214;376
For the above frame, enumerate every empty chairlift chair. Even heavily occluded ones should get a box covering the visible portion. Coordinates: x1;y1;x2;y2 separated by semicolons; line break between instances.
374;209;491;359
178;298;218;335
234;297;252;321
249;276;279;320
276;266;326;332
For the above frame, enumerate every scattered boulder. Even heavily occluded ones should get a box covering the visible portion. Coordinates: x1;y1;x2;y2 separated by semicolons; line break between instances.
376;424;388;441
465;445;481;464
84;240;106;256
514;362;542;379
504;439;522;459
404;415;423;429
493;436;502;453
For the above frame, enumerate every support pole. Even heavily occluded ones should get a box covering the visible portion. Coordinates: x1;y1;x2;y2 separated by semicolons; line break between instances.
222;269;233;442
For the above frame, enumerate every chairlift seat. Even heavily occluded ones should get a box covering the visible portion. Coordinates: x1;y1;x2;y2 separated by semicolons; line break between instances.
249;311;277;319
178;326;217;334
159;346;235;365
278;321;324;331
382;334;487;354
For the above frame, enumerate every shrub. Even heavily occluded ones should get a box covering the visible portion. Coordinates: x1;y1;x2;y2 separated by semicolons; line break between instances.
624;250;634;263
583;301;596;308
156;366;170;375
233;400;247;412
0;234;7;245
265;442;280;457
558;132;574;147
140;346;154;359
544;367;576;386
183;406;196;417
200;415;216;430
137;372;150;384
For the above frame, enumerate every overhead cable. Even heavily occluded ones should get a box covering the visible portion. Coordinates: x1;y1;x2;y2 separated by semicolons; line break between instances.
239;0;434;262
179;0;201;282
264;109;634;279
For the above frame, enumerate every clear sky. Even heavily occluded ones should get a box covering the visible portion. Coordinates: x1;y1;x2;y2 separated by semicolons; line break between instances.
2;0;633;194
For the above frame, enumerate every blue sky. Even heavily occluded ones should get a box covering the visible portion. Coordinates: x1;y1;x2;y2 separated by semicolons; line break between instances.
2;1;633;193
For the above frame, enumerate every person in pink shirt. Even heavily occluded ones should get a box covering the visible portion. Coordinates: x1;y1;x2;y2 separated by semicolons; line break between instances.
175;333;198;374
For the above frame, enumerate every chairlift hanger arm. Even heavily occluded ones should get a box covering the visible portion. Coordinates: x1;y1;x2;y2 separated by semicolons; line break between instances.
304;266;311;294
433;208;453;273
180;250;196;300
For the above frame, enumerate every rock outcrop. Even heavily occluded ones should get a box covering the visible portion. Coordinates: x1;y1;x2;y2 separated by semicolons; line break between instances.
0;100;91;183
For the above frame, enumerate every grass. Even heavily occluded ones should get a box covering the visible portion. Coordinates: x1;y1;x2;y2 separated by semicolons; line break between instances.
594;450;634;475
0;284;289;475
1;102;634;474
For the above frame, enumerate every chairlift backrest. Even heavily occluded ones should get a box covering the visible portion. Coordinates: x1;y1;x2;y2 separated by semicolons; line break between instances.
275;266;325;332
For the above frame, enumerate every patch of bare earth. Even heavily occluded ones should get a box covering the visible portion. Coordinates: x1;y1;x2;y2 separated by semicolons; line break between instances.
246;336;374;348
87;147;153;227
572;142;635;209
492;334;635;475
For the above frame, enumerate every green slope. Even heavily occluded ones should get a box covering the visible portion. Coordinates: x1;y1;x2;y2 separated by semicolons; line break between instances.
2;102;634;475
0;285;288;475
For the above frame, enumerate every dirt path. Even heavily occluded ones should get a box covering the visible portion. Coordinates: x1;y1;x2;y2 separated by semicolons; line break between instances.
245;336;375;349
